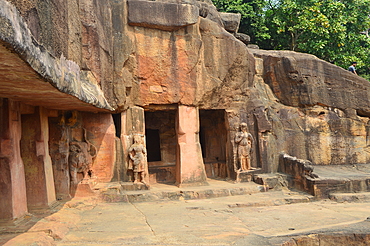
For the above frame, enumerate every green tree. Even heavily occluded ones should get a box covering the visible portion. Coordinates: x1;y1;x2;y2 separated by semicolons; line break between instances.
212;0;370;78
268;0;370;75
212;0;270;44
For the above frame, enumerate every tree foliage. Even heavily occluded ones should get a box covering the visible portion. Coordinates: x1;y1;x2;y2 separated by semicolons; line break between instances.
212;0;270;46
212;0;370;78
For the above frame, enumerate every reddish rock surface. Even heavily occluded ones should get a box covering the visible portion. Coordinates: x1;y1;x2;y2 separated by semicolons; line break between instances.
82;113;116;183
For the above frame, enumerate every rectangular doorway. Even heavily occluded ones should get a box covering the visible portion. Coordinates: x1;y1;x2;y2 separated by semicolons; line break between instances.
145;110;177;184
199;109;227;179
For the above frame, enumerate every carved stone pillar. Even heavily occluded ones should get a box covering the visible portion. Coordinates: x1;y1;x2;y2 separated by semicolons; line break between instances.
49;115;70;200
39;107;57;204
122;106;149;184
0;99;28;220
21;107;56;208
176;105;207;186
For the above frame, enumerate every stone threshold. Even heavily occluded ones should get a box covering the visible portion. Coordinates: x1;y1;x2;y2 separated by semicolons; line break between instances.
95;179;264;203
93;178;315;204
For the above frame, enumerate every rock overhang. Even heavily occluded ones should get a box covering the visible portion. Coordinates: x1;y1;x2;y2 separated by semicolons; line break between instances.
0;42;112;112
0;0;114;112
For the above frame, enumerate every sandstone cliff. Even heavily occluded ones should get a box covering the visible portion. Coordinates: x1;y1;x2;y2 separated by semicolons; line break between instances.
1;0;370;169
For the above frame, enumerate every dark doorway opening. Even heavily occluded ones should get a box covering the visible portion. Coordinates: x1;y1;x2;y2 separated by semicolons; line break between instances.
199;127;207;158
146;129;161;162
199;109;228;179
145;110;177;184
112;114;121;138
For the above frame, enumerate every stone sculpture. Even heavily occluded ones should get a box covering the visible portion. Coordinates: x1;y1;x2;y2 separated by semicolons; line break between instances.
68;129;97;186
68;141;94;185
234;123;254;171
128;135;147;184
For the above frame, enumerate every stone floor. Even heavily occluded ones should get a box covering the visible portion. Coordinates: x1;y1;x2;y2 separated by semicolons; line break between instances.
1;179;370;245
313;163;370;180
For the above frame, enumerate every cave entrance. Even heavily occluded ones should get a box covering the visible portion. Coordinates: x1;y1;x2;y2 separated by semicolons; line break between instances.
145;110;177;184
146;129;161;162
199;109;228;179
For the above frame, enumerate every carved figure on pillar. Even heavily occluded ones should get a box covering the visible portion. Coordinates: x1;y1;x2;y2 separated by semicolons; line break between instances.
69;141;95;185
68;129;97;187
128;135;147;184
234;123;254;171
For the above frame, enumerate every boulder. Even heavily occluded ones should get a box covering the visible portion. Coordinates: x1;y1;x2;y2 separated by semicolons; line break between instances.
247;44;259;49
251;49;370;114
220;12;241;33
195;0;224;27
235;33;250;45
127;0;199;31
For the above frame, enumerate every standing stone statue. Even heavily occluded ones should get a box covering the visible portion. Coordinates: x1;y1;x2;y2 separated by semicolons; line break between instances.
234;123;254;171
68;128;97;191
128;135;147;184
69;141;93;185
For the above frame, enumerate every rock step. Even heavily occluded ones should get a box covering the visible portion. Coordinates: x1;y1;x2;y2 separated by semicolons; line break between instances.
328;192;370;203
96;180;269;203
227;194;314;208
96;179;316;205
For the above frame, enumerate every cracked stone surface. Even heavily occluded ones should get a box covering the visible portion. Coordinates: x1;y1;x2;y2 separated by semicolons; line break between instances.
2;187;370;245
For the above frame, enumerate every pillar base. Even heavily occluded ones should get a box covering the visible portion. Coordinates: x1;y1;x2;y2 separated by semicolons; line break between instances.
235;168;262;183
0;213;33;226
121;182;150;191
72;179;97;197
176;180;209;188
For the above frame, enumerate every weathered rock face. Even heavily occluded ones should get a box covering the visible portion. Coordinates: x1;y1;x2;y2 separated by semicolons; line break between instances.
0;0;255;111
132;17;254;106
253;50;370;113
1;0;369;170
248;50;370;168
0;0;114;111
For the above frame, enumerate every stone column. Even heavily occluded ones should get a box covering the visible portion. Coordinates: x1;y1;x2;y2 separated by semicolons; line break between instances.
122;106;149;184
39;107;57;204
224;109;239;180
0;99;28;220
21;107;56;208
49;114;70;200
176;105;207;186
